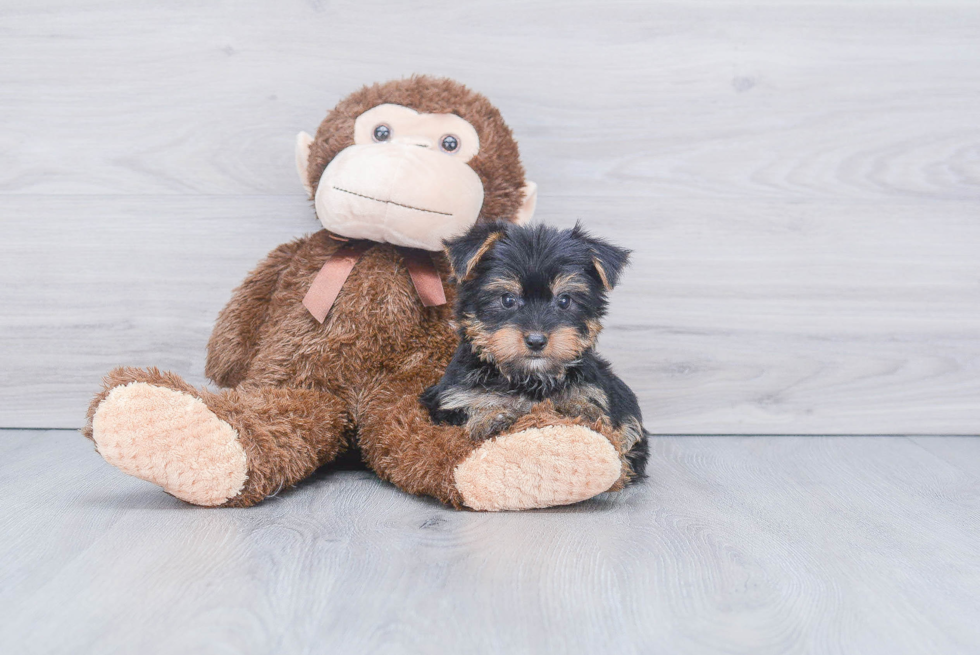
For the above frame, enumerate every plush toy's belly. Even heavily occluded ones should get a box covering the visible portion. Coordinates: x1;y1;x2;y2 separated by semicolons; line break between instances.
247;240;457;394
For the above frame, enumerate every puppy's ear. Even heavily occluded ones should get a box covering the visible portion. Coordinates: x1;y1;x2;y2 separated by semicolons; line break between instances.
444;221;509;282
571;222;631;291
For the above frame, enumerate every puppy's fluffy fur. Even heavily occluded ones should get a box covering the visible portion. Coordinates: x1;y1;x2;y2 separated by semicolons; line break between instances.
421;221;649;478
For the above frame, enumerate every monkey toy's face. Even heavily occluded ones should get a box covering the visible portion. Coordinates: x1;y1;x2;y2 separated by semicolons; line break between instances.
296;78;537;252
313;104;484;250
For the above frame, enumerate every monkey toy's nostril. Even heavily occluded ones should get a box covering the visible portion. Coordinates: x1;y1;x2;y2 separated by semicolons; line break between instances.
524;333;548;351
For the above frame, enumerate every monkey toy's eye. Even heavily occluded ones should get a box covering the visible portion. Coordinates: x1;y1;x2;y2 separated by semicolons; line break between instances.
500;293;517;309
440;135;459;153
373;124;391;142
556;294;572;310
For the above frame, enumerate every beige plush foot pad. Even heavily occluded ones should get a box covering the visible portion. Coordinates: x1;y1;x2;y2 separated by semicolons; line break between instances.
454;425;621;511
91;382;248;506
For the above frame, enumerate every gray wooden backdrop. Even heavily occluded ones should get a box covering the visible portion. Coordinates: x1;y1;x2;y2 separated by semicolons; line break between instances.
2;0;978;433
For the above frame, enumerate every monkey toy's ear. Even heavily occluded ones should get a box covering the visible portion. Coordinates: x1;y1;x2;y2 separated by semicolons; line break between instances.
513;181;538;225
295;131;315;198
571;222;631;291
444;221;510;282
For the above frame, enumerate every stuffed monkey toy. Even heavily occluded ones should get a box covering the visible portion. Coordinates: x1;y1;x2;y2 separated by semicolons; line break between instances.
83;76;632;511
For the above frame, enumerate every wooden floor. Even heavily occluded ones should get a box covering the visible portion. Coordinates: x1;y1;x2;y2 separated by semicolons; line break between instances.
2;429;979;654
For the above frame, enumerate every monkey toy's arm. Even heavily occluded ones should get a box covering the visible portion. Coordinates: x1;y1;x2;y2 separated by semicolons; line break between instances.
205;240;302;388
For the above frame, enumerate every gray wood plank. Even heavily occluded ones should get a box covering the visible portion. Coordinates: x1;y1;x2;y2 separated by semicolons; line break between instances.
908;436;980;478
1;430;979;654
0;195;316;428
1;1;978;201
2;0;980;432
2;195;978;432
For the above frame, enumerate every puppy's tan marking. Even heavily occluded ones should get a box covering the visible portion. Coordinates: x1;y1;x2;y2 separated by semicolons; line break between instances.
592;257;612;291
544;326;590;363
461;316;495;364
585;319;602;345
449;231;503;281
484;276;523;296
551;272;590;296
463;318;594;378
462;318;528;369
488;327;528;363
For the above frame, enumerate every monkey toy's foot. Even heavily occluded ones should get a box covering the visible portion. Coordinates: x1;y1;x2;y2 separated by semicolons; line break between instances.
91;380;248;506
453;422;622;511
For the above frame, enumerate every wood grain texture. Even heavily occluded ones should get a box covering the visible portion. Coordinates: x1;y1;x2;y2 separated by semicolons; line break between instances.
1;0;979;431
2;430;979;654
2;0;978;200
2;195;978;431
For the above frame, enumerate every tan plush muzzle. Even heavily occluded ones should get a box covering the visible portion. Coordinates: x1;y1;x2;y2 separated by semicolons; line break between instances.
315;142;485;251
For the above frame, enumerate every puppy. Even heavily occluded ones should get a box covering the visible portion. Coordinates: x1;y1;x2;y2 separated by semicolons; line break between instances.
421;221;649;479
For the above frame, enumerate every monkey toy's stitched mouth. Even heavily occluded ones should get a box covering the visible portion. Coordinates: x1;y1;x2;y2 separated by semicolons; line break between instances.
332;186;452;217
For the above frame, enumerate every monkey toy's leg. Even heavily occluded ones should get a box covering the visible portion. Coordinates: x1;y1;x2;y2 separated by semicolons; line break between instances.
356;371;628;511
84;367;351;507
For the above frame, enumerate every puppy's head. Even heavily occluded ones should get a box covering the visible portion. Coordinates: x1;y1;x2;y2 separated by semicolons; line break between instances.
445;221;630;379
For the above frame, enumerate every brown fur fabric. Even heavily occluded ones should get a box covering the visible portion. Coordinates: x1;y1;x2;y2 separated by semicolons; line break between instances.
83;77;626;508
306;75;527;222
84;235;480;506
84;365;351;507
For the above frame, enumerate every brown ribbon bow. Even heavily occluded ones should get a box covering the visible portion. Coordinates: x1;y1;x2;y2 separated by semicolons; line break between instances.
302;241;447;324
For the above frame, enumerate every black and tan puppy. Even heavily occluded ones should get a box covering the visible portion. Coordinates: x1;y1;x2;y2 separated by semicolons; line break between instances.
421;221;649;478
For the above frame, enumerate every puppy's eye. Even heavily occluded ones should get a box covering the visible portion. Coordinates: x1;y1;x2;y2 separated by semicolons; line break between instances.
556;294;572;310
440;135;459;153
501;293;518;309
373;124;391;142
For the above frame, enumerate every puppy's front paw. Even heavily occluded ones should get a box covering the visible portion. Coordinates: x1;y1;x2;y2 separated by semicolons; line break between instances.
467;411;519;441
552;385;609;425
556;404;605;425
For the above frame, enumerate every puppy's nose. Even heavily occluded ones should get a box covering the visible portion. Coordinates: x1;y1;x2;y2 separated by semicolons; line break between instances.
524;333;548;351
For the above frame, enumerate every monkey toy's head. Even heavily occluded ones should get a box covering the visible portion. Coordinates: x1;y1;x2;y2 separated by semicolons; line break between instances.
295;76;537;252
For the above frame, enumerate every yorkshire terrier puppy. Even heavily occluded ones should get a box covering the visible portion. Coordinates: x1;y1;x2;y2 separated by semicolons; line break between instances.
421;221;649;478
